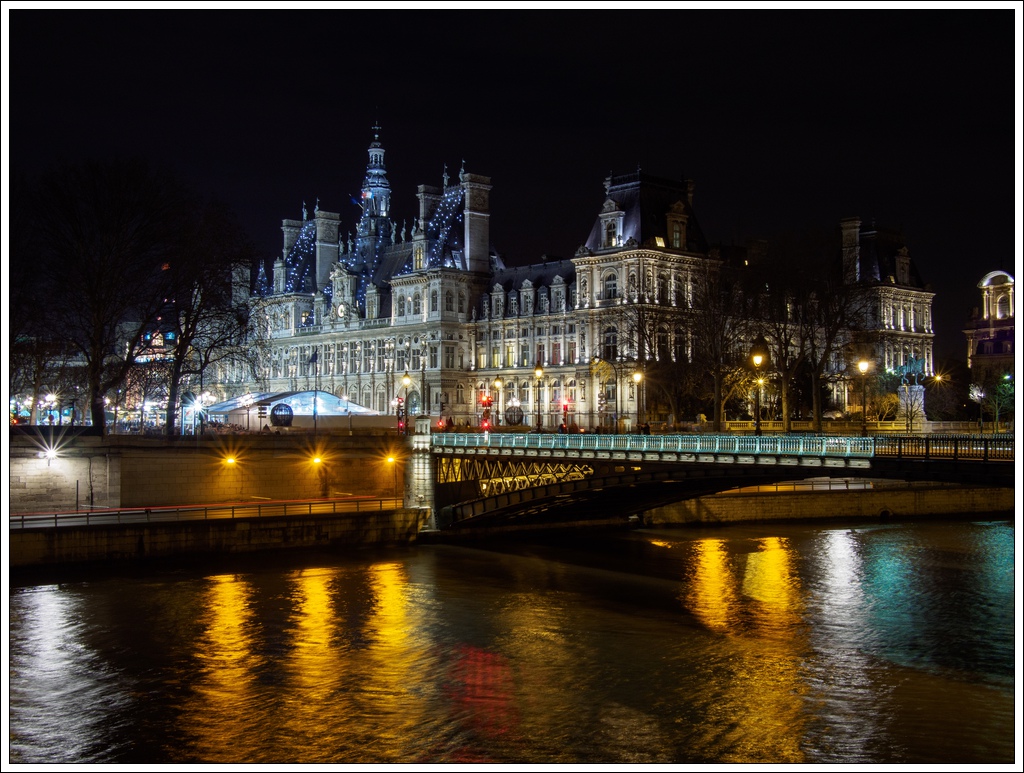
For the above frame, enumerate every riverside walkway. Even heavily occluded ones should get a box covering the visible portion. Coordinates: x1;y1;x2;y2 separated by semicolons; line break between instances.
9;496;403;531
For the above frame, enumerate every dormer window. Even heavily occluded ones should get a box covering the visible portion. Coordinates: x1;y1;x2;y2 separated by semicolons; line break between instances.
599;198;624;248
895;247;911;285
667;203;688;249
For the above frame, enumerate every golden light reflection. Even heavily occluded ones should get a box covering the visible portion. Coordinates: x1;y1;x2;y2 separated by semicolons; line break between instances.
686;538;740;633
182;574;263;761
742;537;804;635
726;537;807;762
680;536;809;762
331;562;431;760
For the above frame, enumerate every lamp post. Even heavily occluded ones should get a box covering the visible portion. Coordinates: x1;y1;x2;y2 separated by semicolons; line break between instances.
534;362;544;432
752;359;763;436
749;337;769;436
857;359;870;436
970;384;984;434
591;355;626;434
493;377;502;426
632;371;642;429
387;455;397;501
402;371;412;435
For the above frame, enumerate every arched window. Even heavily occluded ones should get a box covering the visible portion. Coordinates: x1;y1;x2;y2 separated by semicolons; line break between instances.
413;293;422;315
445;291;454;312
397;295;406;316
996;294;1010;319
657;328;670;361
657;274;668;303
603;272;618;300
431;290;438;312
604;221;617;248
602;327;618;361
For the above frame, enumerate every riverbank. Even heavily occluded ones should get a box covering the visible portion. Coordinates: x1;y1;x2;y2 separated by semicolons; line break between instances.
8;483;1014;571
646;481;1015;527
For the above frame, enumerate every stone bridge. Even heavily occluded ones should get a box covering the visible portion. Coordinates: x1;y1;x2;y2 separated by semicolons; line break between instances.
429;432;1015;530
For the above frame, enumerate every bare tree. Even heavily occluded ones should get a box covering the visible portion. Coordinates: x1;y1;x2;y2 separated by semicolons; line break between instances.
158;200;264;437
717;227;872;433
690;259;753;431
980;373;1014;432
33;159;191;434
121;360;172;433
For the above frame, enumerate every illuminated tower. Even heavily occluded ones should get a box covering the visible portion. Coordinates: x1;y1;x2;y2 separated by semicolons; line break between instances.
354;123;394;269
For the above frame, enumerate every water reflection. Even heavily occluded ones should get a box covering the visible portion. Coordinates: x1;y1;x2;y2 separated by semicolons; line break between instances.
181;574;262;761
685;538;739;633
7;520;1016;764
680;536;808;762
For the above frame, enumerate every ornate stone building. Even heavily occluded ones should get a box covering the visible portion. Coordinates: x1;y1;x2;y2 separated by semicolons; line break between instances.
841;217;936;380
211;127;936;430
963;270;1015;384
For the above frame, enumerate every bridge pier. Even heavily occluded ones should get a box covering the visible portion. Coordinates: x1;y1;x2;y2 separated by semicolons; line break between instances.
410;416;437;529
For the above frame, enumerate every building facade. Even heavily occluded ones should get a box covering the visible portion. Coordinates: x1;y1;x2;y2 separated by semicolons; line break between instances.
211;128;936;430
963;270;1015;384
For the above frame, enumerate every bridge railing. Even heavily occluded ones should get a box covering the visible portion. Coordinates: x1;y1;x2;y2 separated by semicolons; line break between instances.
432;432;877;458
432;432;1015;461
873;434;1015;461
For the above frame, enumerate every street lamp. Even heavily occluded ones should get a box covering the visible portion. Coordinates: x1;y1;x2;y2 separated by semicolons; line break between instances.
402;371;412;435
970;384;985;434
242;393;254;432
749;337;769;436
632;371;642;429
857;359;870;436
591;355;624;434
534;362;544;432
46;393;57;426
387;455;398;501
493;377;502;426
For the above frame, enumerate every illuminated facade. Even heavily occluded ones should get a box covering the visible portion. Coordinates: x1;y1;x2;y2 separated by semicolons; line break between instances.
841;217;936;379
963;270;1015;383
212;128;935;429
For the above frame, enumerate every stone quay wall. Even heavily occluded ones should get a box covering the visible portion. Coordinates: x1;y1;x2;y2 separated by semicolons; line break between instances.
9;509;430;568
647;485;1015;526
9;432;408;512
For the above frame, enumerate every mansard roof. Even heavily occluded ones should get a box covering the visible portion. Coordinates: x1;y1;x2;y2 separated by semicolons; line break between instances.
282;220;318;293
583;171;709;254
488;258;576;293
857;224;928;290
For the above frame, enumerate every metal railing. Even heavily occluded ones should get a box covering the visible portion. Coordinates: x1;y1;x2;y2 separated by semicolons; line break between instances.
873;434;1015;461
10;496;403;531
432;432;876;458
432;432;1015;461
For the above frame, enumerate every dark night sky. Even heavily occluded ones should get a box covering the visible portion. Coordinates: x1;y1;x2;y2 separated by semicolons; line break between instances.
6;4;1021;364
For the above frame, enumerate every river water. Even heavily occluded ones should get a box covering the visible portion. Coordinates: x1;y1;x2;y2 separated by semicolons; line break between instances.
6;517;1017;765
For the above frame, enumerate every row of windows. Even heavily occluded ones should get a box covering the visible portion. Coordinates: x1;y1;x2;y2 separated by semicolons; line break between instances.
486;324;577;339
395;289;467;317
